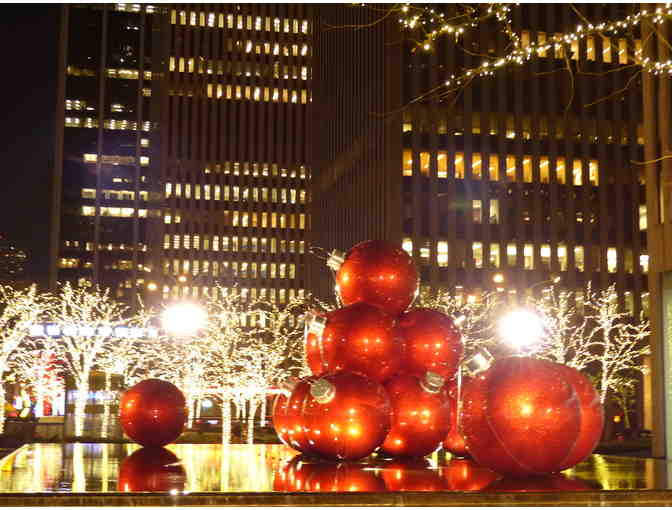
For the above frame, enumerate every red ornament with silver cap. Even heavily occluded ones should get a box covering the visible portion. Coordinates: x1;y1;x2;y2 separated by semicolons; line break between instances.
329;240;419;316
379;372;451;458
302;372;392;461
283;376;319;454
304;303;403;383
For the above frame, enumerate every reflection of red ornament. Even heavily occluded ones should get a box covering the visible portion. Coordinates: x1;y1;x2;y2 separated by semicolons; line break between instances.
485;474;591;492
273;455;317;492
555;365;604;470
332;240;419;316
380;373;450;458
303;372;391;461
378;458;445;491
398;309;462;379
119;379;186;447
307;463;387;492
284;377;318;454
440;459;501;491
118;447;186;492
305;303;403;383
462;357;582;476
442;378;469;458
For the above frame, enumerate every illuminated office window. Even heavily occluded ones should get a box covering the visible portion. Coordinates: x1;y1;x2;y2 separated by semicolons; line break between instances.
537;31;547;57
472;200;482;223
506;155;516;181
618;38;628;64
606;248;617;273
402;238;413;256
556;157;566;184
640;253;649;274
640;204;647;230
507;243;517;267
573;160;583;186
624;248;634;273
524;244;534;270
557;244;568;271
420;152;430;176
574;246;585;272
540;157;550;183
603;37;612;63
489;200;500;224
437;241;448;267
587;36;596;61
473;242;483;268
438;152;447;178
472;153;482;180
523;157;533;183
490;243;500;268
541;244;551;270
489;155;499;181
403;150;413;176
589;160;599;186
455;153;465;179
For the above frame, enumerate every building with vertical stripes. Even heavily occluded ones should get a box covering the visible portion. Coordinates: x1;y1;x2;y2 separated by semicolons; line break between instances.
52;4;311;307
310;4;648;319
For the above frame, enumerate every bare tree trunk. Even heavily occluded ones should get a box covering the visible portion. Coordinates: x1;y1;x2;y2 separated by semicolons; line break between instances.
221;398;231;444
187;397;195;429
247;398;257;444
35;388;45;419
259;394;267;427
74;379;89;437
0;385;6;434
196;399;202;421
101;372;111;438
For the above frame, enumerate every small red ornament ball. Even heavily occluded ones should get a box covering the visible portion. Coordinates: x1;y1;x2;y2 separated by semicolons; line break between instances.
378;458;446;491
303;372;391;461
379;373;451;458
398;308;462;379
282;376;318;454
119;379;186;447
440;459;501;491
462;357;582;477
334;240;419;316
442;378;470;458
555;364;604;470
305;303;403;383
118;447;186;492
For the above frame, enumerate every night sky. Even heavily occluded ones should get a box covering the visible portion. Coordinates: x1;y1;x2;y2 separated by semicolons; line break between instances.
0;6;59;286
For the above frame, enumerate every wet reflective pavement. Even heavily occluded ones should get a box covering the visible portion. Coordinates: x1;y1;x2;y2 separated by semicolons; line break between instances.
0;443;670;506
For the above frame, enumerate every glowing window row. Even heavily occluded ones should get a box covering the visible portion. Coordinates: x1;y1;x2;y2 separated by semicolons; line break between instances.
402;238;649;273
521;31;641;65
165;183;306;204
169;57;309;81
205;84;309;104
203;162;309;179
83;152;149;165
63;240;147;252
163;234;305;255
115;4;156;13
165;258;296;280
170;10;309;35
81;206;150;218
65;118;151;132
403;151;599;185
163;211;306;229
164;285;304;305
81;189;150;201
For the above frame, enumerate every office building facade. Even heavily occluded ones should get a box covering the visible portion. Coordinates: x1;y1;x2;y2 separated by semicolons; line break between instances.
52;3;311;307
310;4;648;318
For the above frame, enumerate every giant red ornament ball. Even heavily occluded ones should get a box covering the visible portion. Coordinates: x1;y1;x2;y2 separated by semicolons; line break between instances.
379;372;451;458
119;379;186;447
118;447;186;492
271;392;292;447
442;378;470;458
398;308;462;379
282;376;319;454
462;357;591;477
305;302;403;383
302;372;392;460
555;364;604;470
332;240;419;316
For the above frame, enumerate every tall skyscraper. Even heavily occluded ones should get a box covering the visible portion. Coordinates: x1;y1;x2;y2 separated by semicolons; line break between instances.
52;4;311;307
310;4;647;318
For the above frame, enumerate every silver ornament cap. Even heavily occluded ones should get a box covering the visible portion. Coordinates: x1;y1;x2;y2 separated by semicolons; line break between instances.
310;378;336;404
420;371;445;394
326;250;346;272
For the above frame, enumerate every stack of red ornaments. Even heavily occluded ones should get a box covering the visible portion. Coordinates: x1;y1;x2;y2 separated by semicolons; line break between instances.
273;240;463;461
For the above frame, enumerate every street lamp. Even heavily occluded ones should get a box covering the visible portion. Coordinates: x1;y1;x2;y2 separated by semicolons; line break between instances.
498;308;545;354
161;302;207;337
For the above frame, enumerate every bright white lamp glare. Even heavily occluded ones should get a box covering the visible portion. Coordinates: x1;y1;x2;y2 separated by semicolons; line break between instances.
162;302;207;337
499;309;544;352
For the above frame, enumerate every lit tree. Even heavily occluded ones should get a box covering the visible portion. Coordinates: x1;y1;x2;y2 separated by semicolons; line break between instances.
10;335;64;419
415;288;500;360
583;285;651;405
610;372;639;430
49;282;134;438
0;284;50;433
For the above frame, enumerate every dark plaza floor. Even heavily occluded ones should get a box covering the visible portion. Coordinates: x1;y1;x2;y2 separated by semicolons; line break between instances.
0;443;670;506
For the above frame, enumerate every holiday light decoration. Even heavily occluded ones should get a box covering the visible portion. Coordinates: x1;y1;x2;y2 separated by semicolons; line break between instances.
120;379;187;447
305;302;404;383
392;3;672;97
330;240;419;316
